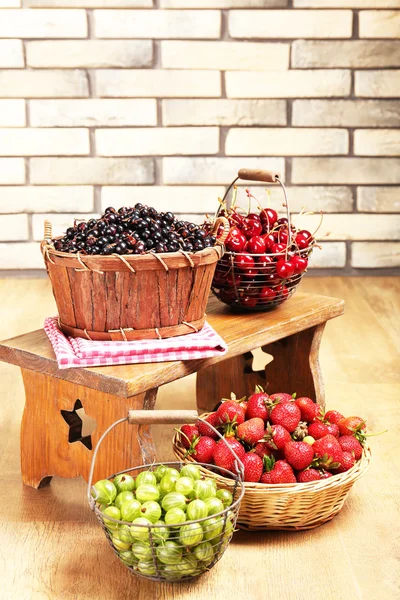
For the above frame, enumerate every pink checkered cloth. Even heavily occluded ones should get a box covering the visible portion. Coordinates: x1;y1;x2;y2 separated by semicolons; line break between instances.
44;317;227;370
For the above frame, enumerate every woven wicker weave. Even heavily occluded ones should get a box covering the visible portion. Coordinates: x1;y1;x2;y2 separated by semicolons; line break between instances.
172;415;371;531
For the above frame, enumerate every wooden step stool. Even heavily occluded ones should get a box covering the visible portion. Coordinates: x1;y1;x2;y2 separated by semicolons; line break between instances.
0;293;344;489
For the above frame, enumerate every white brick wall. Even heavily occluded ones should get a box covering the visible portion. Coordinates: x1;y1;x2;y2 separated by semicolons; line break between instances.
0;1;398;272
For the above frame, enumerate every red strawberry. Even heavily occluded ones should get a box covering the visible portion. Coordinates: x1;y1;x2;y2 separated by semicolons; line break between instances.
320;470;333;479
312;403;324;422
338;435;363;460
216;400;246;426
213;437;246;474
324;410;344;425
242;453;263;482
270;402;301;433
253;442;272;459
295;397;317;422
308;421;329;440
270;460;296;484
197;413;220;440
245;391;270;421
313;434;344;469
191;437;217;464
262;423;292;450
334;451;356;473
269;392;293;404
260;472;273;484
338;416;366;438
297;468;322;483
179;424;199;449
325;423;340;438
284;441;314;470
237;417;265;446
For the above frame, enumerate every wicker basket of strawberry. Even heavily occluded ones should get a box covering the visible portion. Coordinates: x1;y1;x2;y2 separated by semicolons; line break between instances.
211;168;322;311
173;391;371;531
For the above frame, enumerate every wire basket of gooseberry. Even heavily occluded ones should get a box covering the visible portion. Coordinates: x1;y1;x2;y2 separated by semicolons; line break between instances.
211;168;322;311
88;410;245;583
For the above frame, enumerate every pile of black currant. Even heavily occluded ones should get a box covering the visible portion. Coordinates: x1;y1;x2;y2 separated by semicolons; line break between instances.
52;204;217;256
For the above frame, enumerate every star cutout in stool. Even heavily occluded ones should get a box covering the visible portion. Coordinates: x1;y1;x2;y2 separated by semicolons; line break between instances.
243;348;272;379
61;399;97;451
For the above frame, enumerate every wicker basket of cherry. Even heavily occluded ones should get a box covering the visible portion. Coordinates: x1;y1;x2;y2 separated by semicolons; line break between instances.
211;168;321;311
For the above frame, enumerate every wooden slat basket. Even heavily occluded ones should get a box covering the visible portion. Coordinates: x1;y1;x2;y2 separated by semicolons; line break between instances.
173;414;371;531
41;218;229;341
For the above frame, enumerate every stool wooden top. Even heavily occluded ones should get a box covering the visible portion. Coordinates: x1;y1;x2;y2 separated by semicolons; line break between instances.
0;293;344;398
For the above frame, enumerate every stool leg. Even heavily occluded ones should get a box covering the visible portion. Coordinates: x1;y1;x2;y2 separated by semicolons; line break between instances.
196;323;326;413
20;368;157;489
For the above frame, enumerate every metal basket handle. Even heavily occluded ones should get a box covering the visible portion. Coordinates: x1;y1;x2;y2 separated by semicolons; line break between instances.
87;409;244;509
217;168;292;248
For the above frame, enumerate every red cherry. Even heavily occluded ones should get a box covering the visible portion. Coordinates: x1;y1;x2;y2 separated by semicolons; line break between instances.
222;270;243;287
247;213;261;222
235;253;255;271
259;208;278;229
242;218;262;240
276;258;295;279
277;229;289;244
275;284;289;301
271;242;286;259
246;236;266;254
295;230;313;250
291;255;308;274
219;289;237;303
264;272;280;286
257;254;274;272
260;286;276;302
262;233;275;251
277;217;288;227
240;295;258;308
225;227;247;252
229;211;245;227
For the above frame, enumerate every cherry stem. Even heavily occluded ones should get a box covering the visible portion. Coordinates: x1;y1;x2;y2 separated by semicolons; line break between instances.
311;210;324;240
231;186;238;211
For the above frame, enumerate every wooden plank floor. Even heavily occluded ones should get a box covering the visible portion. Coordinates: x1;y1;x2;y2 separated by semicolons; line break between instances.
0;277;399;600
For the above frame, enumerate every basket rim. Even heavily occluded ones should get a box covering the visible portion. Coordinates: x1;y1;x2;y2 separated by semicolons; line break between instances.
173;414;371;493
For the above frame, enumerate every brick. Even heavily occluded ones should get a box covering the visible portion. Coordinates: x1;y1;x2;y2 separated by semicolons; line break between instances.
0;159;25;184
294;0;400;6
226;128;348;156
292;40;400;68
229;10;352;38
101;186;225;214
226;70;350;98
0;40;24;68
357;187;400;212
29;99;157;127
293;212;400;240
354;129;400;156
355;70;400;97
259;186;353;213
0;129;89;156
352;242;400;268
0;9;87;38
359;10;400;37
161;41;289;70
0;101;25;127
308;243;346;268
0;70;89;98
163;157;285;184
161;0;287;6
94;10;220;38
0;215;28;241
96;70;221;98
25;0;151;6
26;41;152;69
0;186;93;213
292;100;400;127
96;128;219;156
292;158;400;184
0;243;44;269
30;158;154;185
32;213;98;241
162;99;287;126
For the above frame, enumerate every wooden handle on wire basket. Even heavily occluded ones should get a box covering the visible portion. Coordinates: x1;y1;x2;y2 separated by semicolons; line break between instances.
238;168;280;183
128;409;198;425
